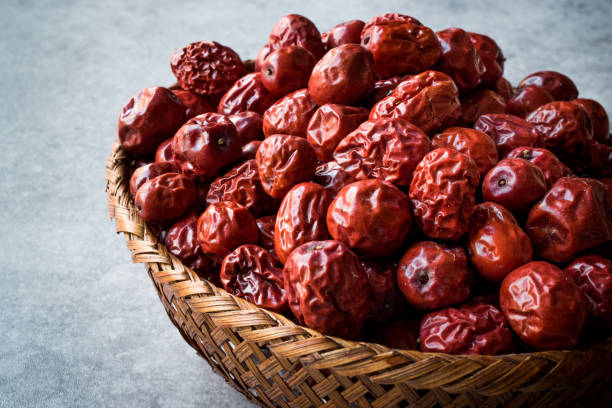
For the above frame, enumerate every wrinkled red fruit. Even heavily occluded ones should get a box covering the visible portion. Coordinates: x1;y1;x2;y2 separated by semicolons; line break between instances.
228;111;264;145
274;182;332;263
375;319;419;350
397;241;472;310
322;19;364;49
506;85;554;118
327;179;412;257
474;113;544;157
506;146;573;188
221;245;286;312
171;41;246;97
432;127;498;179
482;158;547;215
240;140;261;161
526;101;592;169
197;201;259;260
269;14;325;59
361;259;405;324
494;77;514;101
255;215;276;252
307;104;369;162
283;240;371;339
420;303;514;355
333;118;431;186
261;46;316;97
361;20;440;78
518;71;578;101
154;138;174;163
172;113;242;181
129;161;179;197
134;173;197;223
206;159;277;216
457;90;506;126
262;88;318;137
434;28;484;92
308;44;375;106
370;70;460;134
409;148;480;240
500;261;588;350
564;255;612;329
118;87;186;156
172;89;214;119
468;32;504;87
468;202;533;282
312;161;357;196
165;213;218;283
217;72;277;115
256;135;317;199
526;177;612;263
361;13;422;38
571;98;610;145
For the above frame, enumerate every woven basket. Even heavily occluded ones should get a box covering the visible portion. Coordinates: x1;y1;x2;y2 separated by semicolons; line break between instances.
106;140;612;407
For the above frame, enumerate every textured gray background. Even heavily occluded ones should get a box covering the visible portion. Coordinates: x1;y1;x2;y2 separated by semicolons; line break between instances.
1;0;611;407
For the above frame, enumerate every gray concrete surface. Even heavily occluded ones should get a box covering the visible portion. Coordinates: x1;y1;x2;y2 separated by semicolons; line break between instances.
1;0;610;407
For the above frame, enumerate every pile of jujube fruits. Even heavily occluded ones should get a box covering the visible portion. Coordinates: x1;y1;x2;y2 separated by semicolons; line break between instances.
119;13;612;355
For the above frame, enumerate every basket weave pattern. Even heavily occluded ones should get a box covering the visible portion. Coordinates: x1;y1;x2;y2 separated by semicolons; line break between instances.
106;140;612;408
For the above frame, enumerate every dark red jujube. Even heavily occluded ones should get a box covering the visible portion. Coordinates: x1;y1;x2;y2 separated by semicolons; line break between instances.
260;46;316;97
134;173;198;223
474;113;544;157
327;179;413;257
262;89;318;137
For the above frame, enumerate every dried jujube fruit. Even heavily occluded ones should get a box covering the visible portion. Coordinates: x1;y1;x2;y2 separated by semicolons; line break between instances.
165;213;218;283
526;101;593;169
308;44;375;106
468;202;533;282
172;88;214;118
206;159;276;216
240;140;261;161
217;72;277;115
360;259;405;323
256;134;317;199
262;88;318;137
468;32;505;87
420;303;514;355
370;70;461;135
118;87;186;156
500;261;589;350
494;77;514;101
506;146;573;188
322;19;364;49
260;46;316;97
197;201;259;260
482;158;547;215
129;161;179;197
221;244;286;312
434;28;484;92
155;138;175;163
283;240;371;339
333;118;431;186
397;241;472;310
134;173;197;223
457;90;506;126
312;161;358;196
172;113;242;181
361;20;440;78
327;179;412;257
274;182;332;263
170;41;246;97
571;98;610;145
431;127;498;178
374;319;419;350
268;14;325;59
228;111;264;145
564;255;612;329
506;85;554;118
255;215;276;252
361;13;422;37
518;71;579;101
306;104;369;162
409;148;480;241
525;177;612;263
474;113;544;157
